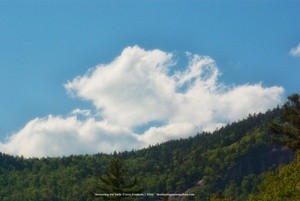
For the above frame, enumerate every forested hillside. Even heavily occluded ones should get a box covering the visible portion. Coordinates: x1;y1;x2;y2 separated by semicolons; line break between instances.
0;107;296;201
248;151;300;201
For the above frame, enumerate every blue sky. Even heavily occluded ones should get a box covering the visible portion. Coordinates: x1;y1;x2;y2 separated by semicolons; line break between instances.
0;1;299;157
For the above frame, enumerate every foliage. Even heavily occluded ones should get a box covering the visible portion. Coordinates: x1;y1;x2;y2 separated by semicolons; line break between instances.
248;151;300;201
245;94;300;200
93;157;143;200
270;93;300;151
0;106;294;201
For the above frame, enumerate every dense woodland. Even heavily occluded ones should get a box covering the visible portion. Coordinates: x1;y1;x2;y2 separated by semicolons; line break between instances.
0;94;299;201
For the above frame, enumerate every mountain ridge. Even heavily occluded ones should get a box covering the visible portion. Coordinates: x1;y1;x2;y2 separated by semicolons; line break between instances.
0;107;295;200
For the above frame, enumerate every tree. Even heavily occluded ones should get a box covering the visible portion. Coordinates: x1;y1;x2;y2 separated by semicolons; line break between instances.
93;157;143;201
248;152;300;200
270;93;300;152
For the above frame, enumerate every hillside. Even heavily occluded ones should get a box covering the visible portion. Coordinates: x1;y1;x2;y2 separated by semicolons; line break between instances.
248;151;300;201
0;107;295;201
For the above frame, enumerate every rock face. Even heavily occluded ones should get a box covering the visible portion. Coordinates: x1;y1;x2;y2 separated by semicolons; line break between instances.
167;144;294;201
197;179;205;187
226;144;294;182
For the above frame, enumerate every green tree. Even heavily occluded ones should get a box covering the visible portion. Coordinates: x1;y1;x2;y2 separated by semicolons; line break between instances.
93;157;143;200
248;152;300;201
270;93;300;152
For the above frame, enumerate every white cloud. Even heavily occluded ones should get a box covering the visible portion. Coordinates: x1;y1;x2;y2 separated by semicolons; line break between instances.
65;46;175;128
0;45;284;158
289;43;300;57
0;115;143;158
71;108;91;117
139;122;197;145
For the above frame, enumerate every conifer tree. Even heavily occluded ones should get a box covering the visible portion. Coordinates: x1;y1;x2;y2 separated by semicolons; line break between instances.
270;93;300;151
93;157;143;200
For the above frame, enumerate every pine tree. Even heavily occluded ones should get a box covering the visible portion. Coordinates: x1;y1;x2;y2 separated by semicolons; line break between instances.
93;157;143;200
270;93;300;151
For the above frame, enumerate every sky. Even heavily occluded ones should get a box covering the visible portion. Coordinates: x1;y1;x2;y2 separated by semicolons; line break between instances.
0;1;299;158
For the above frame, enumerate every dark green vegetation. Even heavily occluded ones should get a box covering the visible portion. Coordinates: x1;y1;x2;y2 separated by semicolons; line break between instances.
248;151;300;201
247;93;300;201
1;94;299;201
94;157;143;201
270;93;300;151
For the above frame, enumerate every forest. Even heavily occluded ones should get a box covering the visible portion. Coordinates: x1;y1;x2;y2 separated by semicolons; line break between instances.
0;94;299;201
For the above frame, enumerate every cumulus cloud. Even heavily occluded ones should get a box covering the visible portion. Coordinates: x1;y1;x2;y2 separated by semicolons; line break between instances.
0;115;143;158
65;46;175;128
290;43;300;57
0;46;284;157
